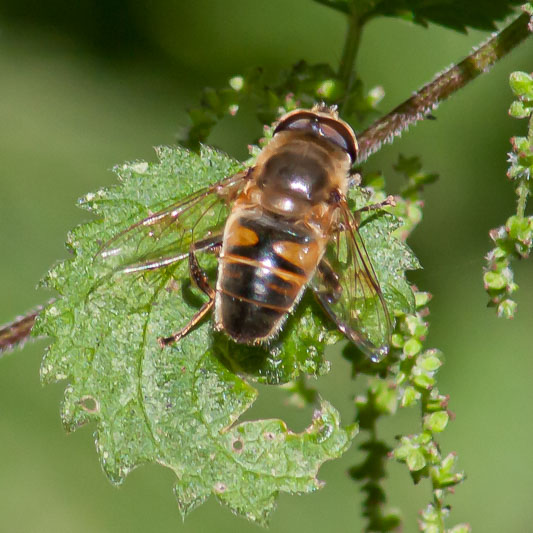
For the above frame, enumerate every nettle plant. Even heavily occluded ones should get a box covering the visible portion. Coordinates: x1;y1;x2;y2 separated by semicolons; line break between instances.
1;2;532;531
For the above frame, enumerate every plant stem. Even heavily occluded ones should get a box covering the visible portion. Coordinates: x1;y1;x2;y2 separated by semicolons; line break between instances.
517;113;533;219
338;5;363;112
422;396;446;532
433;492;446;532
516;178;530;219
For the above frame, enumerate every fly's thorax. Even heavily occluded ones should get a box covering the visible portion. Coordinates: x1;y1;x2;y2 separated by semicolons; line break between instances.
253;131;351;217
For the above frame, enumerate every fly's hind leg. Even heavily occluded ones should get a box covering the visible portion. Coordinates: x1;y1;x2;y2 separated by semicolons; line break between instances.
313;258;375;351
314;259;343;306
159;235;221;347
312;258;357;344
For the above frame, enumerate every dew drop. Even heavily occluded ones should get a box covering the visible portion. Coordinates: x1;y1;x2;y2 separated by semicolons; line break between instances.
370;345;389;363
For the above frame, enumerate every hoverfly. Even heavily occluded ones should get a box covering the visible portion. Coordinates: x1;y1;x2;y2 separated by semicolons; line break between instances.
97;105;394;360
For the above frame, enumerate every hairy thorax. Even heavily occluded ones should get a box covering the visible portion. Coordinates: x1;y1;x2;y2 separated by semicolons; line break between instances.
253;131;351;220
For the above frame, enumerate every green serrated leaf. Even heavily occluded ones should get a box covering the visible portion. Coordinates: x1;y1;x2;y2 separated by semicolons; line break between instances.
356;204;420;316
316;0;525;32
313;0;523;31
353;0;523;32
33;145;362;523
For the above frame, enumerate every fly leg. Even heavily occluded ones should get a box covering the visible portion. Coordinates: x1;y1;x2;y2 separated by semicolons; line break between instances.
312;258;356;343
159;235;221;347
347;171;394;213
314;259;343;305
356;195;395;214
313;258;379;353
351;195;395;227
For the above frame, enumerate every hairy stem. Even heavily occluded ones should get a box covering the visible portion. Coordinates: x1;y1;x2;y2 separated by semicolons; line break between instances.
353;398;398;533
357;8;533;162
517;179;530;219
516;113;532;218
422;394;447;531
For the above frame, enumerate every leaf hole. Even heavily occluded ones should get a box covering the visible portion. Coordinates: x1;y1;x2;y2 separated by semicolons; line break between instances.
214;482;227;493
263;431;275;441
80;395;100;414
231;438;244;452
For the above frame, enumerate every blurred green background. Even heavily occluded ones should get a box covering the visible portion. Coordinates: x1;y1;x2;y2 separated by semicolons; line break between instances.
1;2;532;532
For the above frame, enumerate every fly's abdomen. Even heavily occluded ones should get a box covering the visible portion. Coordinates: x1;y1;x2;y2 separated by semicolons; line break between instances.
215;211;320;343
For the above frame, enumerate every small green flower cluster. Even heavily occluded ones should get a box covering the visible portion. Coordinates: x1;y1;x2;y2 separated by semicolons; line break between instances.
348;156;470;532
178;61;384;150
349;289;468;532
392;291;468;533
484;71;533;318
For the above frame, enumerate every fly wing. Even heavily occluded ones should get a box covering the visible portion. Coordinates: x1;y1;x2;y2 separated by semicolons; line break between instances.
311;201;392;361
94;171;249;275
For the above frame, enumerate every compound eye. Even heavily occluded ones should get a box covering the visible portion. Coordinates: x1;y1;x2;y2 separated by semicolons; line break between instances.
274;112;316;136
281;117;313;132
274;112;357;162
318;123;353;157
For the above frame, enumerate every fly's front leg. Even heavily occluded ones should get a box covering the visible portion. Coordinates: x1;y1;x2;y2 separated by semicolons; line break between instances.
351;195;395;227
356;195;396;214
347;170;395;218
159;235;221;347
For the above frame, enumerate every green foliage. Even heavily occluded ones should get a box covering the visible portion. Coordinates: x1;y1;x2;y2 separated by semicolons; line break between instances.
363;0;523;31
33;144;418;524
484;71;532;318
180;61;384;150
312;0;523;32
349;289;468;532
180;1;529;153
315;0;522;31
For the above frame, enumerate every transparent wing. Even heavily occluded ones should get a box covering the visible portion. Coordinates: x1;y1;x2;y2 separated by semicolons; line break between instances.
311;200;392;361
94;170;249;275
